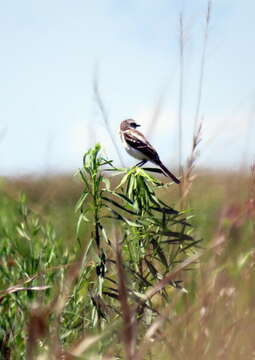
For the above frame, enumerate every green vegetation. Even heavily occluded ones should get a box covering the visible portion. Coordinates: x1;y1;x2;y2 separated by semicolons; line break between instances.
0;145;254;359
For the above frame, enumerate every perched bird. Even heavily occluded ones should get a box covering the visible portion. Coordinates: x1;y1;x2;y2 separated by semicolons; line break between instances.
120;119;180;184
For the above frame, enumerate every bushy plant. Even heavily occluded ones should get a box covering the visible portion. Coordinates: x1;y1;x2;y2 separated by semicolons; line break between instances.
0;144;198;358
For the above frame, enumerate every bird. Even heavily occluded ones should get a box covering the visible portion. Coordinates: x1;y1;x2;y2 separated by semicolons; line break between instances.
119;119;180;184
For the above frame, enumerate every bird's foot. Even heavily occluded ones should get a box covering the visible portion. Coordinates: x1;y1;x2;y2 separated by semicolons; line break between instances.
135;160;147;167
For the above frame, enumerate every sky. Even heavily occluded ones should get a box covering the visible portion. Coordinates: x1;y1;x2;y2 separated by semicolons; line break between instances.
1;0;255;176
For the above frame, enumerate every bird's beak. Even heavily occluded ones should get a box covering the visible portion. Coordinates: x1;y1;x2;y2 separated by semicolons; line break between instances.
136;124;141;127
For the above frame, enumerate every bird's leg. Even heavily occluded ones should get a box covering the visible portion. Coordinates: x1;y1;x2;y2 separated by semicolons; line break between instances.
135;160;147;167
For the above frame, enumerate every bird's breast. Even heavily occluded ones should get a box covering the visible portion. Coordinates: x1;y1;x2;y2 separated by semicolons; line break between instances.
120;133;149;160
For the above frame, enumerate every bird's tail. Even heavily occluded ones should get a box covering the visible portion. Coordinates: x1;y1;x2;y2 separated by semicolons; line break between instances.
156;160;181;184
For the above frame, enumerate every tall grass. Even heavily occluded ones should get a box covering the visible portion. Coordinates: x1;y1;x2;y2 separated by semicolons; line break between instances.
0;144;199;358
1;161;254;358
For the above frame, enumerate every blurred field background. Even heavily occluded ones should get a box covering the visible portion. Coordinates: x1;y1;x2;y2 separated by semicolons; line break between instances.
1;1;255;359
1;166;254;359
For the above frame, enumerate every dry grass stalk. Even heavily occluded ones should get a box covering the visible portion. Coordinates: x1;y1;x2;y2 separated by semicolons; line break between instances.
135;308;168;360
178;12;184;185
180;1;212;202
115;237;136;360
26;306;50;360
0;284;50;302
182;120;202;201
51;261;81;317
93;69;124;166
48;261;82;357
193;0;212;132
249;161;255;201
147;89;165;138
68;333;103;357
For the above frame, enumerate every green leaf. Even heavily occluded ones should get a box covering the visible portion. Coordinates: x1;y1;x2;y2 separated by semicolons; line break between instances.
160;231;194;241
150;207;179;215
76;212;89;236
116;172;130;190
151;239;168;268
145;258;159;279
110;191;134;205
101;196;137;215
75;192;88;212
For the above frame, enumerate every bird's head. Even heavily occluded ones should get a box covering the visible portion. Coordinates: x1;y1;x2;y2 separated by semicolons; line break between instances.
120;119;141;131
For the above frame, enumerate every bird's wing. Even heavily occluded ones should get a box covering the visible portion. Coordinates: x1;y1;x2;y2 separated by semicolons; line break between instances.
124;129;159;160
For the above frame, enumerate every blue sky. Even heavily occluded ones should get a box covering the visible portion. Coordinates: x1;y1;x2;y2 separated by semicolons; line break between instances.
1;0;255;175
